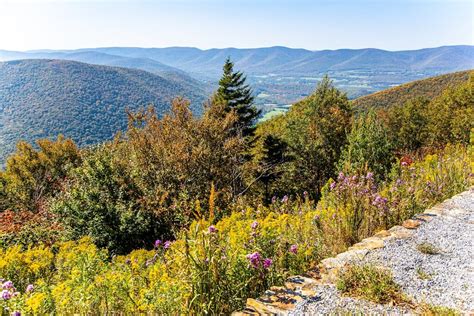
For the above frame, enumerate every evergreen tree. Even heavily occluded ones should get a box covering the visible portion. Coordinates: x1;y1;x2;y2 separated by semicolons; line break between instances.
338;110;394;179
216;58;260;136
258;135;288;204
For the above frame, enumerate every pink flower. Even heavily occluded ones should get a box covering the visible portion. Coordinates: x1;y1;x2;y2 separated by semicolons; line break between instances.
208;225;217;233
26;284;34;293
329;182;336;190
263;258;273;269
251;221;258;229
2;281;13;289
164;241;171;249
154;239;162;248
289;244;298;254
1;289;11;300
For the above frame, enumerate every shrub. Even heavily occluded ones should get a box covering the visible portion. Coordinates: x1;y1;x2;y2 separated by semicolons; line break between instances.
336;264;408;305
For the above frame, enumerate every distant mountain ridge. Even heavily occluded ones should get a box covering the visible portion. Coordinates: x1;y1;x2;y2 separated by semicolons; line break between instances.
1;45;472;77
0;59;207;163
80;45;474;76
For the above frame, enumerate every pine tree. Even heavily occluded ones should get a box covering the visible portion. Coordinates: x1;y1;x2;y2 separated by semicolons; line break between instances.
217;57;260;136
258;135;288;204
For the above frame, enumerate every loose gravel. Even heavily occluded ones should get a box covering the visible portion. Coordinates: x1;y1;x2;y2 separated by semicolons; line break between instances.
290;189;474;315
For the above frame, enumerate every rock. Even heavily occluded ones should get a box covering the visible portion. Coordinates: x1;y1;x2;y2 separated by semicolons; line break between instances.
246;298;284;315
402;219;421;229
374;230;391;237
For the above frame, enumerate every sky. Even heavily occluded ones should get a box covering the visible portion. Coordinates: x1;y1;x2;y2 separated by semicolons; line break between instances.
0;0;472;51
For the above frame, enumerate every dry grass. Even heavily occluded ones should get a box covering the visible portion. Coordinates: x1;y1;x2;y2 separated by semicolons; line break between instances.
336;264;410;305
417;242;441;255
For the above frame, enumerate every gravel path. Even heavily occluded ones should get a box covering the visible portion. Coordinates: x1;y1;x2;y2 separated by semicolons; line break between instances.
290;189;474;315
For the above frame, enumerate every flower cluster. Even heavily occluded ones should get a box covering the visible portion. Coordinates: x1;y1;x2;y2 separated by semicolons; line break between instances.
246;252;272;270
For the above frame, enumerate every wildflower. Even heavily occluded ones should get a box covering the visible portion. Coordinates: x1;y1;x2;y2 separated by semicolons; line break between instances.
12;291;20;297
303;191;308;197
208;225;217;233
366;172;374;180
329;182;336;190
281;195;289;203
289;244;298;254
154;239;162;248
2;281;13;289
401;161;408;166
246;252;262;268
125;258;131;265
263;258;273;269
271;196;277;203
164;241;171;249
372;195;388;207
12;312;21;316
338;172;345;181
25;284;34;294
251;221;258;229
1;289;11;300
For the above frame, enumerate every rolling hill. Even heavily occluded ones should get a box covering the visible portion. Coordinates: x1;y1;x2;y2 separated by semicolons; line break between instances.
0;50;209;94
352;70;473;109
0;59;207;163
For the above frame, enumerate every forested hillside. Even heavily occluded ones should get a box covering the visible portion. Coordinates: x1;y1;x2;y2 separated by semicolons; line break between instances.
353;70;473;109
0;59;206;162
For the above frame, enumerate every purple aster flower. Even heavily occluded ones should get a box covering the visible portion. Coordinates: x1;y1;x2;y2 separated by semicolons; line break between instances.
251;221;258;230
26;284;34;293
1;289;11;300
366;172;374;180
338;172;345;181
246;252;262;268
2;281;13;290
263;258;273;269
289;244;298;254
281;195;289;203
154;239;162;248
329;182;336;190
164;241;171;249
12;312;21;316
208;225;217;234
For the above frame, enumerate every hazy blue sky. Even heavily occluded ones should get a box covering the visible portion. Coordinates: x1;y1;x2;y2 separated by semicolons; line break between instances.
0;0;472;51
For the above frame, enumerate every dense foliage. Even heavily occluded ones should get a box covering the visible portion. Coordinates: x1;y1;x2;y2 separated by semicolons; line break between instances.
353;70;472;110
0;59;207;163
0;63;472;314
